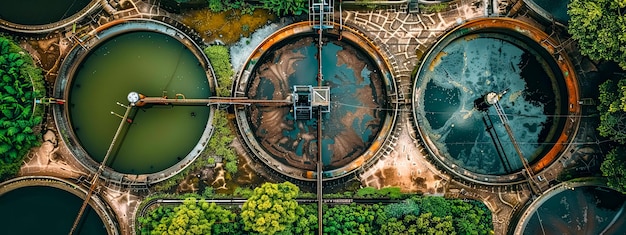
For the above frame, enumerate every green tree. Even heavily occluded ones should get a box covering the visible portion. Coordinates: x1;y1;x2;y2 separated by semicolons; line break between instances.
597;77;626;194
601;147;626;193
385;199;420;219
292;204;317;235
260;0;307;16
0;36;44;180
241;182;304;234
597;78;626;143
140;197;235;235
414;213;456;235
568;0;626;69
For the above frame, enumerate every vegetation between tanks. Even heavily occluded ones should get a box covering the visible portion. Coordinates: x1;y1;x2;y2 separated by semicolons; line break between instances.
0;36;44;180
204;45;234;97
139;183;494;235
204;45;238;174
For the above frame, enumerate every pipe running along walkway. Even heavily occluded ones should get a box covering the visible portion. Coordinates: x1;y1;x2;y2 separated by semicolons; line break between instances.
134;95;293;107
69;103;133;235
69;93;293;234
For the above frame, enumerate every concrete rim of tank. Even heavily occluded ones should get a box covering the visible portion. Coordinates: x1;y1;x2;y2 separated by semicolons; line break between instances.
510;178;616;235
522;0;569;27
53;18;218;185
233;21;399;181
0;0;101;34
0;176;120;235
412;17;580;185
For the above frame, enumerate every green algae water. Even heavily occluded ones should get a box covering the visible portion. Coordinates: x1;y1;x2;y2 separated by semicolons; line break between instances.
0;186;106;235
0;0;91;25
69;31;210;174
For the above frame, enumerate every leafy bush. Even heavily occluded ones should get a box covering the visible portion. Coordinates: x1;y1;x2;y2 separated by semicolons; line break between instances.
207;0;254;13
138;197;235;235
568;0;626;69
204;45;234;97
260;0;307;16
241;182;304;234
0;36;44;180
385;199;420;219
207;110;237;174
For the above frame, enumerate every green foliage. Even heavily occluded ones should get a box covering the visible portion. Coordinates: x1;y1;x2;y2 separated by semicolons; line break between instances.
208;0;225;12
385;199;420;219
204;45;234;97
241;182;304;234
260;0;307;16
356;186;405;199
419;3;449;12
202;187;215;198
323;203;383;234
139;197;235;235
601;147;626;193
206;0;255;15
597;78;626;143
0;36;44;180
291;204;318;235
568;0;626;69
233;186;254;198
138;192;492;234
207;110;238;174
356;186;378;198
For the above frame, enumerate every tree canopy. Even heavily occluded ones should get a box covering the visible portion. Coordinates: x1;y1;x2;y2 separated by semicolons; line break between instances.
597;78;626;143
241;182;304;234
601;147;626;193
568;0;626;69
140;185;493;234
139;197;235;235
596;77;626;194
0;36;44;180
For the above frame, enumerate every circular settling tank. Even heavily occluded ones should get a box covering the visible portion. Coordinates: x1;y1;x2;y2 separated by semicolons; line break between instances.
0;176;118;234
513;182;626;234
235;22;397;180
55;19;216;182
523;0;571;25
413;18;579;183
0;0;99;32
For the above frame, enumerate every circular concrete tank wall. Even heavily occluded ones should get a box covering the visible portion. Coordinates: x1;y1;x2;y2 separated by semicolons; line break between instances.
54;19;216;184
234;22;398;181
0;0;101;33
413;18;580;184
0;176;119;234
